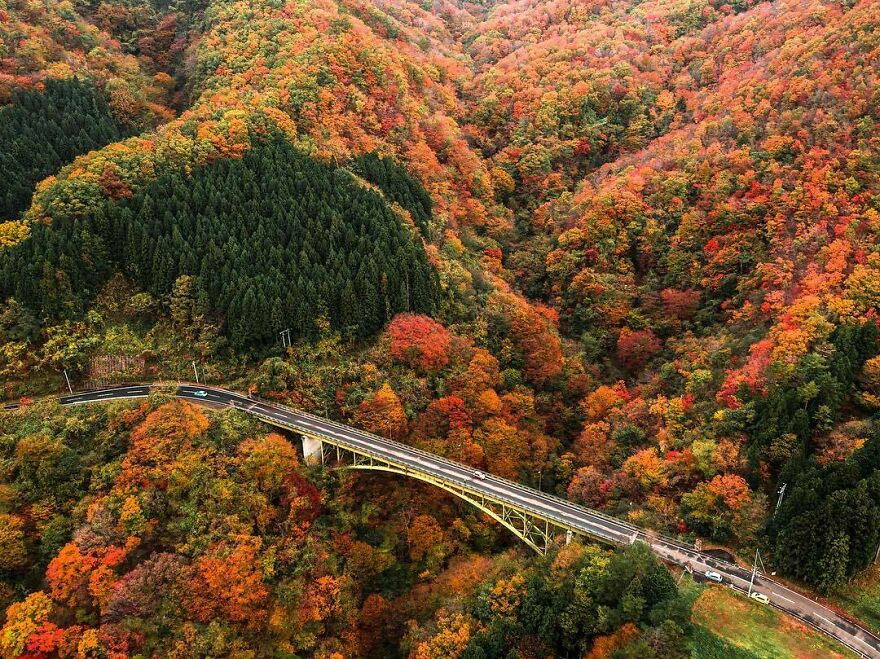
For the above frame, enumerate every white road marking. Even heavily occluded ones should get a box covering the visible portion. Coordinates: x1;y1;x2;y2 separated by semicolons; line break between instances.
49;385;880;658
289;415;630;540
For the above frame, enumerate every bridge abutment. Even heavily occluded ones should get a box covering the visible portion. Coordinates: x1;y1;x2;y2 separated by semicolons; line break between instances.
301;435;323;465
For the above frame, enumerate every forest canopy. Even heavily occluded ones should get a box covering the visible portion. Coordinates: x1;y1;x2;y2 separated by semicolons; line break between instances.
351;153;433;237
2;0;880;653
0;79;128;221
0;136;439;349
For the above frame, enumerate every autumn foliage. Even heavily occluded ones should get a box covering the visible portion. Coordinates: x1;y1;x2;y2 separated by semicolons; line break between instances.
616;328;662;372
354;382;408;439
388;313;452;372
2;0;880;643
0;401;341;656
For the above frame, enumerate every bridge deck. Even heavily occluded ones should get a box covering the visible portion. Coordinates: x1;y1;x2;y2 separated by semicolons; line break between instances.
49;383;880;658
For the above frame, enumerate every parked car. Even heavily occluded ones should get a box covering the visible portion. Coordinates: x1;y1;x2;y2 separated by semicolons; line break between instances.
704;570;723;583
749;591;770;605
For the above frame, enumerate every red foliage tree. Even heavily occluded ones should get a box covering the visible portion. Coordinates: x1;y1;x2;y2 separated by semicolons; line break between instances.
387;313;452;372
616;328;662;372
660;288;701;320
415;396;472;440
567;466;613;508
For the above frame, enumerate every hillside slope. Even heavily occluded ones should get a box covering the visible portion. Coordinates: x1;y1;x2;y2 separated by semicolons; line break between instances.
0;0;879;654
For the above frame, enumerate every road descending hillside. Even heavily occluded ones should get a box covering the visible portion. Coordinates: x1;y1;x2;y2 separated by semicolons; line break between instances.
57;384;880;658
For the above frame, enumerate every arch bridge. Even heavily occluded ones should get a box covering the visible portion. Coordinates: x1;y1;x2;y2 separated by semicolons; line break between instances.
48;383;880;658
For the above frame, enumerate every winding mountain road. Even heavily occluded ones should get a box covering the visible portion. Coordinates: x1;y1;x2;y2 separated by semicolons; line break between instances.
51;383;880;658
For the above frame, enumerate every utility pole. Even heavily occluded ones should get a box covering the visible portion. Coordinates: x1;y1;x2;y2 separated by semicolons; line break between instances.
63;369;73;394
774;482;787;516
192;361;199;385
280;328;292;349
678;563;693;585
874;540;880;565
748;548;759;595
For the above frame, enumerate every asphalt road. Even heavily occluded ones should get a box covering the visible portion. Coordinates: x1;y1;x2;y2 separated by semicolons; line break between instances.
56;383;880;658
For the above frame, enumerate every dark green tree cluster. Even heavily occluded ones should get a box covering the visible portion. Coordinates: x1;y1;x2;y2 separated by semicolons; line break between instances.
0;78;127;220
747;321;879;464
462;543;691;658
351;153;432;236
740;321;880;591
766;427;880;592
0;136;439;350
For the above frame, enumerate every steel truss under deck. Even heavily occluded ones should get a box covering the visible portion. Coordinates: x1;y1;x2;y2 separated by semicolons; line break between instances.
309;433;575;554
244;401;585;553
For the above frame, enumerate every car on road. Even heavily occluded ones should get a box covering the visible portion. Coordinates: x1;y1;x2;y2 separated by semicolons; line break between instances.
749;591;770;604
704;570;723;583
193;390;209;398
473;471;486;480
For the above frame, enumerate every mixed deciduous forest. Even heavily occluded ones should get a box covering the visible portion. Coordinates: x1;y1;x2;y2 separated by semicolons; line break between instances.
0;397;695;657
1;0;880;656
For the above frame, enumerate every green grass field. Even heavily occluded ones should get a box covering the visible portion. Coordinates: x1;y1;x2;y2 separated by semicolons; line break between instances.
690;585;856;658
831;565;880;636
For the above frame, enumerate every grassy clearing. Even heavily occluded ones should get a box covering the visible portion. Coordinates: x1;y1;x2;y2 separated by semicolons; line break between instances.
690;584;856;658
831;564;880;635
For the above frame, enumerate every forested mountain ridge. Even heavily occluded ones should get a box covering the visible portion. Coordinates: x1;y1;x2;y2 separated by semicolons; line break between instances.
6;0;504;241
1;0;880;656
0;79;130;221
0;0;174;122
0;136;439;349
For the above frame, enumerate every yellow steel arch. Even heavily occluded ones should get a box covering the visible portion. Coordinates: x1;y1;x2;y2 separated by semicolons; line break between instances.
340;463;552;553
260;424;566;554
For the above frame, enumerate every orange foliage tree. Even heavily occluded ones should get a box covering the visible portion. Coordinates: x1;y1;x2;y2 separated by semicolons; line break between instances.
186;538;269;628
354;382;408;440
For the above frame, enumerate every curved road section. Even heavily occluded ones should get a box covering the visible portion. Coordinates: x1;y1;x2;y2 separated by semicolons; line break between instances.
55;383;880;658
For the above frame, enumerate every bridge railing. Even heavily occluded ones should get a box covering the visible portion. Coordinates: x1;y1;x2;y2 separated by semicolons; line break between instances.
244;404;625;540
242;391;652;545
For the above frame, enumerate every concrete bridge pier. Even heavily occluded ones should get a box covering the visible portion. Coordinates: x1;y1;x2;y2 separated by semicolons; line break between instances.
301;435;323;466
